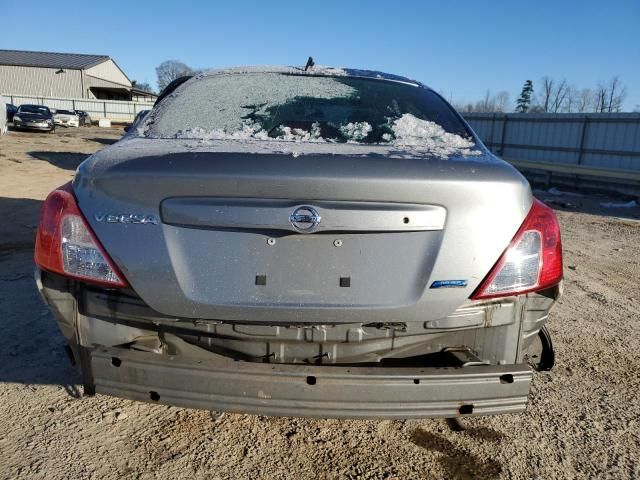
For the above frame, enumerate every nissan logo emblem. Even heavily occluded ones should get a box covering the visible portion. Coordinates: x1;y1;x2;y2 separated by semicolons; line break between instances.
289;206;321;232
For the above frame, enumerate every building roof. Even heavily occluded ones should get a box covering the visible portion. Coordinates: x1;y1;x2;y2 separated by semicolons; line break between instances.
130;87;158;98
85;74;132;91
0;49;110;70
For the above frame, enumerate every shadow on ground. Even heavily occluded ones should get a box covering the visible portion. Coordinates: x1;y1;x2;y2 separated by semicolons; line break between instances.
89;137;119;146
27;151;90;171
0;197;81;396
410;427;503;479
0;252;81;396
0;197;42;252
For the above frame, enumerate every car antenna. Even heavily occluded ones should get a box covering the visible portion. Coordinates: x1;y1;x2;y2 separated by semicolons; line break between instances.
304;56;315;71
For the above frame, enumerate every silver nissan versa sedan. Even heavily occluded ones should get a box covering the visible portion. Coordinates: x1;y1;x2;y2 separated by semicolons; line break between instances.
34;65;562;419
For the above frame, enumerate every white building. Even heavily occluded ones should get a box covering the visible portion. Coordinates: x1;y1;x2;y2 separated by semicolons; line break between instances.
0;49;156;102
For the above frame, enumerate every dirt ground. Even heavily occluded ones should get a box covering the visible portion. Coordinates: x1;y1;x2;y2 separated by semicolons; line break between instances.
0;127;639;480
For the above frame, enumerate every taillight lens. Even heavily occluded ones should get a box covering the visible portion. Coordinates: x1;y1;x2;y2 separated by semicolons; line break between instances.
471;199;562;300
34;183;128;287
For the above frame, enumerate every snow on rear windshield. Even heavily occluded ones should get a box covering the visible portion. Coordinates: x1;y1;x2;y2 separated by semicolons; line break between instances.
145;73;479;157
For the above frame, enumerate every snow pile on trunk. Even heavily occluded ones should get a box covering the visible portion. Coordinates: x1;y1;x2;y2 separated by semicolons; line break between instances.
389;114;480;157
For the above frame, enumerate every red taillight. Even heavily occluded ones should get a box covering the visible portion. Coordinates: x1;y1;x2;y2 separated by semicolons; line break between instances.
34;182;128;287
471;198;562;300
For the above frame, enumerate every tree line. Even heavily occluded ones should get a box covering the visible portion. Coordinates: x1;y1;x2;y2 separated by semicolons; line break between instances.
453;76;631;113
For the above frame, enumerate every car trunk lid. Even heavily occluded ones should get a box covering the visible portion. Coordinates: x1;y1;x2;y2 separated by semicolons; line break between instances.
73;138;531;323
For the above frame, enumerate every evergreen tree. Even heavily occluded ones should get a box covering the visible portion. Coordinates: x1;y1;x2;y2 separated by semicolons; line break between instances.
516;80;534;113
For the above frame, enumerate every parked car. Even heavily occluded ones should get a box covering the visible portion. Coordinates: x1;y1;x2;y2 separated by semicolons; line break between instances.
124;109;150;134
6;103;18;122
12;104;55;132
53;109;80;127
75;110;92;126
35;66;562;419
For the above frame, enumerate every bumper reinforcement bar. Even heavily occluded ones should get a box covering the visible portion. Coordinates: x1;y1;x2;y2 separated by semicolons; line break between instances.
91;340;532;419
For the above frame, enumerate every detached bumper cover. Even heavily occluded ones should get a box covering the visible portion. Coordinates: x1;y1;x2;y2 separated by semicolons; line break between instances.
92;343;532;419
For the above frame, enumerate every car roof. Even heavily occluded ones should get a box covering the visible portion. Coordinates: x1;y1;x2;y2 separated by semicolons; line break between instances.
194;65;427;88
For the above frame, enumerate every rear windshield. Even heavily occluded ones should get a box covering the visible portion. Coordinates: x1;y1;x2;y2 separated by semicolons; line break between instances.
56;110;75;115
19;105;50;115
145;73;476;154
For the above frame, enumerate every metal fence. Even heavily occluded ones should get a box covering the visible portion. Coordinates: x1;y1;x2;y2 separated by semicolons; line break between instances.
463;113;640;196
2;93;152;122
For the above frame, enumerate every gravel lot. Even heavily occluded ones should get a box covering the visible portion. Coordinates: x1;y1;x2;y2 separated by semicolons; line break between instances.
0;127;639;479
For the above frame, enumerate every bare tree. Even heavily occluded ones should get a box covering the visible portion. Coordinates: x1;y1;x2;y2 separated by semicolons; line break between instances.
576;88;595;112
156;60;194;92
534;77;570;112
475;90;494;112
551;79;569;112
605;76;627;112
452;100;475;113
538;77;554;112
563;85;577;113
452;91;510;113
131;80;154;93
593;77;628;113
594;84;608;112
494;91;510;112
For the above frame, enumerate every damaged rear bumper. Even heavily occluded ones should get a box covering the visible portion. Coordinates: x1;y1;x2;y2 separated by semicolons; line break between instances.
36;268;547;419
94;336;532;419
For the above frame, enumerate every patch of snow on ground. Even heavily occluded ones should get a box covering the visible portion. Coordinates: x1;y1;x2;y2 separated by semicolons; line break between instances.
389;113;480;157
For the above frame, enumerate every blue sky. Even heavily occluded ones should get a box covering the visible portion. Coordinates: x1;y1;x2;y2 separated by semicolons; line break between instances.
2;0;639;109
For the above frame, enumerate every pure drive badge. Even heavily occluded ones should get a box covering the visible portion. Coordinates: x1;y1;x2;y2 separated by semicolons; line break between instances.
430;280;468;288
94;213;158;225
